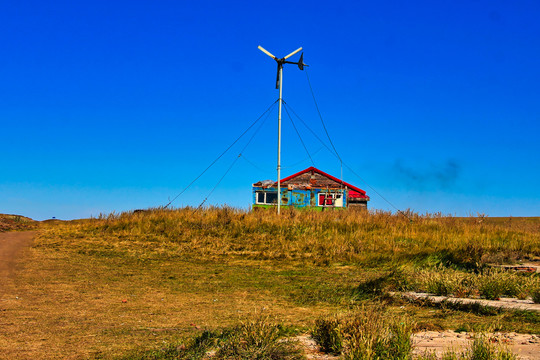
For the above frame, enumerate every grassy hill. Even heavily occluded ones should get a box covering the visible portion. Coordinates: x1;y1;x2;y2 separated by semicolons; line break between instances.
2;208;539;359
0;213;36;232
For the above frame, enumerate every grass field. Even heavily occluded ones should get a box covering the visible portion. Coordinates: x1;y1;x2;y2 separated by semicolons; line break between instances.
1;208;539;359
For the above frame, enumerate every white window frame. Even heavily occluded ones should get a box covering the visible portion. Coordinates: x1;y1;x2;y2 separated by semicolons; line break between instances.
255;191;278;205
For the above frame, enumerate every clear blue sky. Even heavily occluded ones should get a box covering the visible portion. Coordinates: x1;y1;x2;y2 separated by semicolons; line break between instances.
1;0;539;220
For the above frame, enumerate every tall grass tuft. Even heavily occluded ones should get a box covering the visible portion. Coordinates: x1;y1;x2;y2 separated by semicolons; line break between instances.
120;317;304;360
312;307;413;360
412;267;539;300
312;317;343;354
216;318;303;359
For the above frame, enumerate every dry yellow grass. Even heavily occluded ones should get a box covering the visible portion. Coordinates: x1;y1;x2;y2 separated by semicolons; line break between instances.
37;208;540;266
0;214;36;232
1;208;538;359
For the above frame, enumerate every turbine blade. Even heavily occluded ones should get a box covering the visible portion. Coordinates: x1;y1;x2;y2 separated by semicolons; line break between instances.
283;47;302;60
258;45;277;60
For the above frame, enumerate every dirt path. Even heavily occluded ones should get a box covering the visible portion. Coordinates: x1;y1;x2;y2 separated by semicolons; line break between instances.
0;231;35;280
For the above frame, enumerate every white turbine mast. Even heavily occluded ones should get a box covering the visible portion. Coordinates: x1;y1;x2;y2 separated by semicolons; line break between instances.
258;45;307;214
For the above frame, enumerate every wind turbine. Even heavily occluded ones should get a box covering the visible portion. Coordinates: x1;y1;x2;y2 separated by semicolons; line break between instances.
258;45;307;214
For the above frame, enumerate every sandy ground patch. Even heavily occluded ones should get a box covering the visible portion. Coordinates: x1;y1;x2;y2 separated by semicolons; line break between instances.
412;330;540;359
296;332;540;359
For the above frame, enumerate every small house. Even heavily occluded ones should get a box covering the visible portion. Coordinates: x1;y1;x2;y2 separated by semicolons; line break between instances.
252;166;369;210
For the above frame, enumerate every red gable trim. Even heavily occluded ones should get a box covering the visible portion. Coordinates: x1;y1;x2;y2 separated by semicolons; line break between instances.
279;166;367;197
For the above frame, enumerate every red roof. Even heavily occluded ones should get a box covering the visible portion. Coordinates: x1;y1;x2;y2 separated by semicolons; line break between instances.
279;166;368;199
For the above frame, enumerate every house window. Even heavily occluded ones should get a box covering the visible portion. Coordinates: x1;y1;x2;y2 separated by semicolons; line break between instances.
318;193;343;207
265;192;278;204
256;191;278;205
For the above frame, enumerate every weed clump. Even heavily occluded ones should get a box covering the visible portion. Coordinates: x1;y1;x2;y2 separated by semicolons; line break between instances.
312;307;413;360
419;267;475;297
312;317;343;354
122;318;303;360
217;319;303;359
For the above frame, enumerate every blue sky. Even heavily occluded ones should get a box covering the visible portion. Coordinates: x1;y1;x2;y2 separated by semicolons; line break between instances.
1;1;539;220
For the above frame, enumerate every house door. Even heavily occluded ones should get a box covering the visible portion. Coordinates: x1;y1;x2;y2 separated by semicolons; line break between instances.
334;193;343;207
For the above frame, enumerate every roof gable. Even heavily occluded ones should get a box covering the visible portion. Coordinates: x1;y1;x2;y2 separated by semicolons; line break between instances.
280;167;367;196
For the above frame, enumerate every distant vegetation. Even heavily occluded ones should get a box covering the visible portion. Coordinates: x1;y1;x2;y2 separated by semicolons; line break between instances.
0;213;36;232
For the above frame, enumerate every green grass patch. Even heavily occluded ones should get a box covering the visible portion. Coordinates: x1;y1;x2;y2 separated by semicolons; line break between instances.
117;318;304;360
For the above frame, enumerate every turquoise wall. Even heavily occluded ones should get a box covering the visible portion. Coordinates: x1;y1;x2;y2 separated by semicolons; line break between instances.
252;187;348;208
